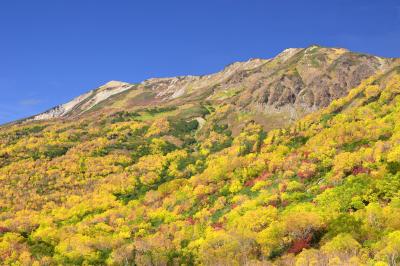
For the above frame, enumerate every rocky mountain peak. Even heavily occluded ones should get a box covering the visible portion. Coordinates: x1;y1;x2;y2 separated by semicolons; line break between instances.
31;80;134;121
28;46;398;133
275;47;303;62
98;80;130;90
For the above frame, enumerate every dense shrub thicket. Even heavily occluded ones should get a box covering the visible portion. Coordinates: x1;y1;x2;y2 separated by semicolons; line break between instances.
0;73;400;265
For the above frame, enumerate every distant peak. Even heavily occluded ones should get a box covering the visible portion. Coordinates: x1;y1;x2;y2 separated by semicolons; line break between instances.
306;44;322;49
304;44;349;53
275;47;302;62
96;80;131;93
280;47;302;54
101;80;129;88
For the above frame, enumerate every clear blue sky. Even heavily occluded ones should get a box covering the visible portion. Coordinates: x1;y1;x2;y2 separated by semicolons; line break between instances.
1;0;399;124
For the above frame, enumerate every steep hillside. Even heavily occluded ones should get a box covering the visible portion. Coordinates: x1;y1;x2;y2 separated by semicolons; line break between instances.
0;48;400;265
30;46;395;134
31;81;134;120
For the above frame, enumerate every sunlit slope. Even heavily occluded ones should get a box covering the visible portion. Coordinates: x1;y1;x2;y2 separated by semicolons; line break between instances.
0;61;400;264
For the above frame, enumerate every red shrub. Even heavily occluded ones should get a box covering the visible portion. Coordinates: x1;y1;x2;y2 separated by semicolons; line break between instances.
281;200;289;207
186;217;195;225
244;180;255;187
303;151;311;159
211;222;224;230
319;185;334;192
244;171;271;187
298;169;315;180
352;166;370;175
268;200;279;207
288;234;312;254
0;226;9;234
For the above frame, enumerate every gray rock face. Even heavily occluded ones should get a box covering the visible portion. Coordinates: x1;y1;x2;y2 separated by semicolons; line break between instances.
215;46;393;112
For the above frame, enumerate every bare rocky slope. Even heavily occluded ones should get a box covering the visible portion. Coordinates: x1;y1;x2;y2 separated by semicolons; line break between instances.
29;45;397;132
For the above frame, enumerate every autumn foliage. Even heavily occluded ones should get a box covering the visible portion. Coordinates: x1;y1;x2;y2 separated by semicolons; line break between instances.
0;72;400;265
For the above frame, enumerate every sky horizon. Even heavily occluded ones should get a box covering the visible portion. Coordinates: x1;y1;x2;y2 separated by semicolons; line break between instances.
1;0;400;124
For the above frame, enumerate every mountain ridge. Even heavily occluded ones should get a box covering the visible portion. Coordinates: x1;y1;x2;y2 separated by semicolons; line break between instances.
25;45;398;135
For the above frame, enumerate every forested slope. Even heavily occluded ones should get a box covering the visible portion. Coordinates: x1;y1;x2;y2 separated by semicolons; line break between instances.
1;58;400;265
